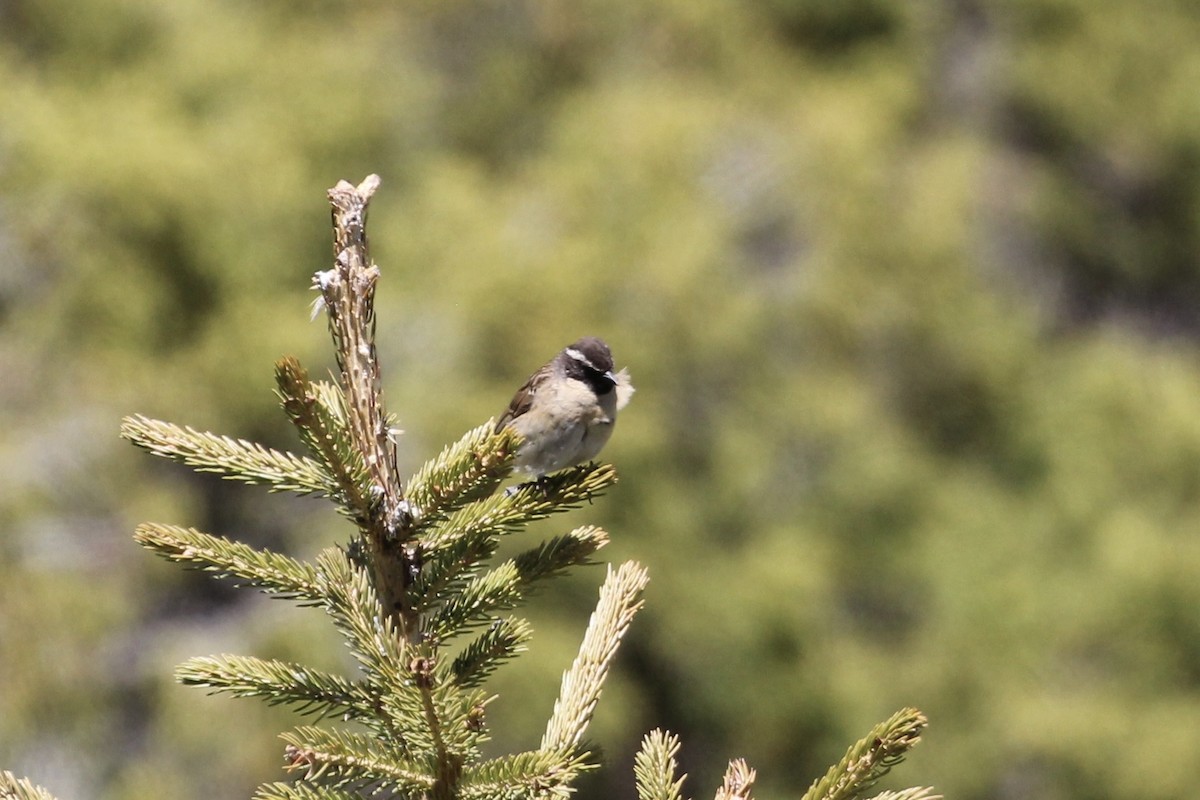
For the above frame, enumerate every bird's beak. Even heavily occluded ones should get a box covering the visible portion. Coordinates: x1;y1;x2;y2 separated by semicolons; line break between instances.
604;370;617;385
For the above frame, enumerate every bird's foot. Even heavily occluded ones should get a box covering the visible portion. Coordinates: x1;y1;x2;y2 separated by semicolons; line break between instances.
505;475;553;499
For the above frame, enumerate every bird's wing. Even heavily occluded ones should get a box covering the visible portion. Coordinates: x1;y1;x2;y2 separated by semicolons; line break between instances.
494;372;541;433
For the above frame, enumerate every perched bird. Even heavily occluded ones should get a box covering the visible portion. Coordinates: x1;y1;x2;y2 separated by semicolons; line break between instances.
495;337;634;478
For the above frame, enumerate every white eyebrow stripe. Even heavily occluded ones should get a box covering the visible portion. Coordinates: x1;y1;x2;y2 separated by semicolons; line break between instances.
565;348;589;364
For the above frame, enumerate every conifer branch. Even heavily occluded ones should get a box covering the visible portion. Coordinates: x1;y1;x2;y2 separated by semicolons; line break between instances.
445;617;532;688
511;525;610;584
0;771;60;800
421;525;609;645
275;358;373;517
410;468;616;614
714;759;756;800
120;415;336;497
422;561;523;642
313;548;483;772
133;524;323;602
461;749;592;800
408;530;501;610
313;549;408;682
422;464;618;553
176;654;380;722
254;783;363;800
280;726;434;793
502;463;621;517
541;561;649;754
412;660;465;800
413;525;609;618
404;421;520;529
372;662;471;762
864;789;941;800
800;708;928;800
634;730;686;800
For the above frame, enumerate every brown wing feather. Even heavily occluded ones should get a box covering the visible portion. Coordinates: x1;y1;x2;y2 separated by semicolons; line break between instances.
495;370;542;432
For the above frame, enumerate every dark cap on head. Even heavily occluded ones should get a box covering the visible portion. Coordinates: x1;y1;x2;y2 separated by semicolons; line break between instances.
566;337;614;373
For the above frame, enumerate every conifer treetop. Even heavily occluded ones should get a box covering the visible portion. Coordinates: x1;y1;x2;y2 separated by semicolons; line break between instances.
7;175;934;800
317;175;415;631
115;174;647;799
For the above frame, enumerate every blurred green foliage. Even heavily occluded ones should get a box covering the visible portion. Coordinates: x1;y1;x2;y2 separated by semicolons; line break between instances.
3;1;1200;799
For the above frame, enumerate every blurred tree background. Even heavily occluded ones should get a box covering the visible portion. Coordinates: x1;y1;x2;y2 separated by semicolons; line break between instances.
2;0;1200;798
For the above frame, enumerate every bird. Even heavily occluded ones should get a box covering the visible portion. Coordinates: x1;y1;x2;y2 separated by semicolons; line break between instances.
495;336;634;478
